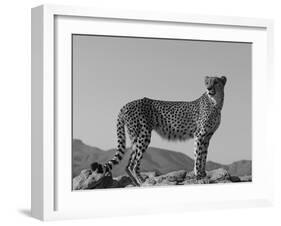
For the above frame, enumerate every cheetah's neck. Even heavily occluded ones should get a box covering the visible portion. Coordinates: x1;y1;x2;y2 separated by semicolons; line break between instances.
204;92;224;111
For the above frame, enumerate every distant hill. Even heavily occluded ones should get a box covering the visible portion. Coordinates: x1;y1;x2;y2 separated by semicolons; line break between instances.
226;160;252;177
72;139;251;178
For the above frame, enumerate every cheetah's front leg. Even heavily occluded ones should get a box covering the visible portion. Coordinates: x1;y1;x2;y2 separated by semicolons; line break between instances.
193;136;211;179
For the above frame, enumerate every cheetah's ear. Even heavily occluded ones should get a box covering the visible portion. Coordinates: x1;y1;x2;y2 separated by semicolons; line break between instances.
204;76;210;85
220;76;227;85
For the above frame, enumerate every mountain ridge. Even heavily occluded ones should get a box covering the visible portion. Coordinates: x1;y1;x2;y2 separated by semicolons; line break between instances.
72;139;251;178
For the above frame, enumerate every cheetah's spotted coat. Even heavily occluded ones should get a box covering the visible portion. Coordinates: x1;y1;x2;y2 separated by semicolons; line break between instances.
91;76;227;186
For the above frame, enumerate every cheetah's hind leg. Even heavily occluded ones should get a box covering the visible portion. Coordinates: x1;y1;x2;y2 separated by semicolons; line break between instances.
131;149;146;184
127;139;150;186
125;166;141;186
124;148;140;186
135;161;146;183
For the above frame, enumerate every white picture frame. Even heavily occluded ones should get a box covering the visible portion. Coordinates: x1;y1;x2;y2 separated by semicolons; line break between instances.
31;4;274;221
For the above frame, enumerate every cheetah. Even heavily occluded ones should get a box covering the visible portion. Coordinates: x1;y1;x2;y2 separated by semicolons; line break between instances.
91;76;227;186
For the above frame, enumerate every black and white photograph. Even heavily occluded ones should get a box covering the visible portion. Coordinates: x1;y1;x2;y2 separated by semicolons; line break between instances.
72;35;252;190
1;0;278;224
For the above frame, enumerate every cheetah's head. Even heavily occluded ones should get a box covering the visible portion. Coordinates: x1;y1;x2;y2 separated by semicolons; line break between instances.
204;76;227;96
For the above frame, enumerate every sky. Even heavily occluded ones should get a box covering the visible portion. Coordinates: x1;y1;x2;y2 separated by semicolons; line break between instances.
72;35;252;164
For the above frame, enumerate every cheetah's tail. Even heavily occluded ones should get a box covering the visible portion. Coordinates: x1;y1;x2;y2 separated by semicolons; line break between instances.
103;113;126;173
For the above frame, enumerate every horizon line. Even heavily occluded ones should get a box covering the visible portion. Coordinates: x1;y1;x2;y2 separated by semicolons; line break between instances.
72;138;252;165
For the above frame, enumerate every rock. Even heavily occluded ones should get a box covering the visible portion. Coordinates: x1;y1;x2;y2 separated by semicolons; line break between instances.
182;177;210;185
141;171;158;179
230;176;241;182
72;169;114;190
146;177;157;185
72;169;92;190
72;167;250;190
142;178;157;186
239;175;252;182
207;168;230;182
185;170;196;179
165;170;187;182
144;170;187;186
115;176;133;188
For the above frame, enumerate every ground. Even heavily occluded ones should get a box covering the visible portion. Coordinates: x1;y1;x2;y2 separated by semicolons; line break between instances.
72;167;252;190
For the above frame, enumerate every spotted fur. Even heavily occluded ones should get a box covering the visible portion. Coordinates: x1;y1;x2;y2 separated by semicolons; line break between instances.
91;76;227;186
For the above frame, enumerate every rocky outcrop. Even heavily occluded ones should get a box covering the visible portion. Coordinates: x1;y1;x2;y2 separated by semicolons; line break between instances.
72;168;252;190
73;169;115;190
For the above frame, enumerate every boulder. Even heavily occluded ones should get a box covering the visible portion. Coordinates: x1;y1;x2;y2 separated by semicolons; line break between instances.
207;168;230;182
115;176;134;188
230;176;241;182
239;175;252;182
165;170;187;182
73;169;114;190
